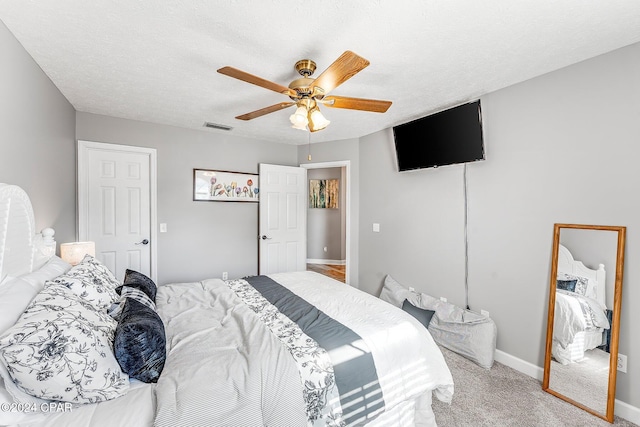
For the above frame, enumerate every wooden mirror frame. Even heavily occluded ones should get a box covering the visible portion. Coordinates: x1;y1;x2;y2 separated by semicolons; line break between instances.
542;223;626;422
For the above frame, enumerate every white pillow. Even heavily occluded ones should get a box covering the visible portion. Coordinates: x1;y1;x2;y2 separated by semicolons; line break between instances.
0;277;40;338
557;272;600;303
417;292;453;315
0;257;72;336
0;284;129;404
19;256;71;291
379;274;422;308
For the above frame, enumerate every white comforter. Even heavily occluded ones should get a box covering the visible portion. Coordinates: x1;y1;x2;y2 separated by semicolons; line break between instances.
153;271;454;427
553;290;609;349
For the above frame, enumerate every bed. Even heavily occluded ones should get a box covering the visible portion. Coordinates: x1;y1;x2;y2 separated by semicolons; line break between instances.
551;244;610;365
0;183;454;427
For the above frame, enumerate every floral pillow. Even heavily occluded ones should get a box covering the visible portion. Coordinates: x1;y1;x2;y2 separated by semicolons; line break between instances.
45;255;120;310
66;254;120;289
0;284;129;403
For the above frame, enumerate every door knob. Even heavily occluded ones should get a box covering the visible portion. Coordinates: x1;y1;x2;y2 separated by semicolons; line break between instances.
260;235;272;240
135;239;149;245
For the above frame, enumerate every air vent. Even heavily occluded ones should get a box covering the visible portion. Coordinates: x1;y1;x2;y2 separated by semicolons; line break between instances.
203;122;233;131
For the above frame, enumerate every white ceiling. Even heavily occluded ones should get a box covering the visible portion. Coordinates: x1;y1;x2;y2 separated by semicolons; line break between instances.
2;1;640;145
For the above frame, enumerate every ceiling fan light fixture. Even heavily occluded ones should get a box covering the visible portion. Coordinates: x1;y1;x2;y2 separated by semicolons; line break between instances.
289;105;309;128
308;107;330;132
291;121;308;131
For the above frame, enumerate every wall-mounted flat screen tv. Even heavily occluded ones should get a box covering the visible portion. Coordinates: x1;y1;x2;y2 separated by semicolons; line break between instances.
392;100;485;172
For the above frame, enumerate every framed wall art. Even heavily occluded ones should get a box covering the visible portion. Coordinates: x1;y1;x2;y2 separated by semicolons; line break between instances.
309;179;339;209
193;169;259;202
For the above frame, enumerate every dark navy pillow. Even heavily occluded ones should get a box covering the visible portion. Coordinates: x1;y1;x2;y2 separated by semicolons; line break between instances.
557;279;577;292
114;298;166;383
116;269;157;302
402;299;436;329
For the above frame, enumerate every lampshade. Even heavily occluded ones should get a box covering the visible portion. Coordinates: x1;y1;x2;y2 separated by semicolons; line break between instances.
289;106;309;127
308;108;330;131
60;241;96;266
291;120;308;130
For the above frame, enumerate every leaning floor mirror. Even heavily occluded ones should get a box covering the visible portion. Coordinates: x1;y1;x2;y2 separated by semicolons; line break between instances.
542;223;626;423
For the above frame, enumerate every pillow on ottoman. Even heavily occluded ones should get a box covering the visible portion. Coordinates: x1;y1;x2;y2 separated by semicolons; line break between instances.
425;298;497;370
379;274;422;308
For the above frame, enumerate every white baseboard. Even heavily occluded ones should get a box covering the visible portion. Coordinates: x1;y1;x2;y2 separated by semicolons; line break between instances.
494;349;544;381
494;350;640;424
615;400;640;425
306;259;345;265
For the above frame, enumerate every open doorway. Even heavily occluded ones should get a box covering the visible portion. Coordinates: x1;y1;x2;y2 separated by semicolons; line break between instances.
302;161;350;284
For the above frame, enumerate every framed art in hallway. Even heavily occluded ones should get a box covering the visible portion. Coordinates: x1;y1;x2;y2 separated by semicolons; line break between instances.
309;179;339;209
193;169;259;202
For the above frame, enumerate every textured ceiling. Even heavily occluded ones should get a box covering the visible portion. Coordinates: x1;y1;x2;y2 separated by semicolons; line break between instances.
2;1;640;145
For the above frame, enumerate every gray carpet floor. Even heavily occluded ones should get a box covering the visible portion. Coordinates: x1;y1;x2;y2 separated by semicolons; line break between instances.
431;346;638;427
549;348;610;415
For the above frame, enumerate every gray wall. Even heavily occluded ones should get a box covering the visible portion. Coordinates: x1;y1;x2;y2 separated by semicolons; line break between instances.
359;128;467;304
0;21;76;246
76;112;298;284
307;167;345;261
357;42;640;408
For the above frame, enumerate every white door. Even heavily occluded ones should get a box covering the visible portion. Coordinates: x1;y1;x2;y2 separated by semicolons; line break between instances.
258;163;307;274
78;141;157;282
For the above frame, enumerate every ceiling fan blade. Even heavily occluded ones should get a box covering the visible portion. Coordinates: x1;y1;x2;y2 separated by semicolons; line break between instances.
235;102;295;121
218;66;298;97
309;51;370;95
323;96;392;113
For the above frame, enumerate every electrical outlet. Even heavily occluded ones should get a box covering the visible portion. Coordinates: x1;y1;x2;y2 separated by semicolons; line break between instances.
481;309;490;317
618;354;627;373
408;287;415;292
222;272;228;280
440;297;447;302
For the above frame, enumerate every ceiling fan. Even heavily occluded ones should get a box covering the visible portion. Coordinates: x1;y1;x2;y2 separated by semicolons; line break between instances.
217;51;392;132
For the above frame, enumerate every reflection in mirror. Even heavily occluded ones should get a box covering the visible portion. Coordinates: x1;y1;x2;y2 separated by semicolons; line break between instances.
543;224;626;423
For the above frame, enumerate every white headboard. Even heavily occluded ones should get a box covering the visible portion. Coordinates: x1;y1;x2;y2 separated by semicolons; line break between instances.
557;243;606;306
0;184;56;283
